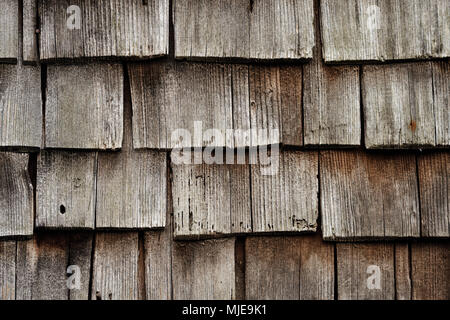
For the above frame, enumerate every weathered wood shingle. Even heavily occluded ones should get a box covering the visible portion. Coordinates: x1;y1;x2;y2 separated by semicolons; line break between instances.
172;152;251;239
172;238;236;300
251;150;318;233
363;62;449;149
0;63;42;149
245;235;334;300
0;152;33;238
39;0;169;61
91;232;140;300
36;151;97;229
417;152;449;238
45;63;123;150
0;0;18;62
321;0;450;62
320;151;420;240
174;0;314;61
0;241;16;300
23;0;38;63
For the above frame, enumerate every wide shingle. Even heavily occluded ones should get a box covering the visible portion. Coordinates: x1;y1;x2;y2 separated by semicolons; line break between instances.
0;0;18;62
174;0;314;61
321;0;450;62
39;0;169;61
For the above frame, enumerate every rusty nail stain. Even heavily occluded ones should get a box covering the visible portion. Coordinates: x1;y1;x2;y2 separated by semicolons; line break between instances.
409;120;417;132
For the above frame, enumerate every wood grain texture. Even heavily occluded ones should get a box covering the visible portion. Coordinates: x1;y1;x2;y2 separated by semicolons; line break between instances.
39;0;169;61
0;153;33;238
303;1;360;146
172;238;236;300
174;0;314;60
321;0;450;62
45;63;123;150
172;153;251;239
0;0;18;61
363;62;448;148
418;153;449;237
96;84;167;229
91;232;140;300
36;151;97;229
320;151;420;240
432;61;450;146
411;241;449;300
0;241;16;300
245;234;334;300
251;150;318;233
337;243;395;300
0;63;42;149
23;0;38;62
16;232;93;300
395;243;411;300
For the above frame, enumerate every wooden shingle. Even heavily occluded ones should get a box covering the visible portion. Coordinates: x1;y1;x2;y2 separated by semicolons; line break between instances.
36;151;97;229
363;62;449;148
321;0;450;62
320;151;420;240
16;232;93;300
0;63;42;149
45;63;123;150
411;241;449;300
251;150;318;233
417;153;449;238
245;235;334;300
91;232;140;300
39;0;169;61
174;0;314;61
336;243;396;300
172;238;236;300
0;152;33;238
0;241;16;300
172;152;251;239
23;0;38;62
0;0;18;62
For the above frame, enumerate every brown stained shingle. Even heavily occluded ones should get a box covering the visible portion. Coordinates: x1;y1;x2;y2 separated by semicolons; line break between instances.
174;0;314;61
0;241;16;300
321;0;450;63
39;0;169;61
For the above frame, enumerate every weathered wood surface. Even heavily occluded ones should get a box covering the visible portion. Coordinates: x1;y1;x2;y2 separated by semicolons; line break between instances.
96;82;167;229
36;151;97;229
0;63;42;149
172;153;251;239
418;153;449;237
251;151;318;233
45;63;123;150
39;0;169;61
16;232;93;300
320;151;420;240
336;243;396;300
245;235;334;300
411;241;449;300
394;243;411;300
303;1;360;146
363;62;448;148
129;62;302;149
174;0;314;61
0;241;16;300
23;0;38;62
0;0;18;61
91;232;140;300
172;238;236;300
321;0;450;62
0;153;33;238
